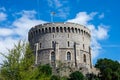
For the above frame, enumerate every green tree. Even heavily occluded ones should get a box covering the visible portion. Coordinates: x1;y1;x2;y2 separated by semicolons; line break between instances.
50;75;60;80
95;58;120;80
38;64;52;76
69;71;84;80
0;41;28;80
0;41;52;80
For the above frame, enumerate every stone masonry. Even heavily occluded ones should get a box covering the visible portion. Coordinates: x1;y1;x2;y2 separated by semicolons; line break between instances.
28;22;97;76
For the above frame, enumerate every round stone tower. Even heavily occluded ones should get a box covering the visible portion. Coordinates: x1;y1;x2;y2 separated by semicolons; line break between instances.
28;22;92;75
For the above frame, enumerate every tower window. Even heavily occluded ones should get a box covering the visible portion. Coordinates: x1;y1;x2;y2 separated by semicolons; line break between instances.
75;28;77;33
52;41;54;47
68;41;70;47
39;43;41;48
71;27;74;33
45;28;48;33
60;27;63;32
78;29;80;33
83;44;84;49
83;54;86;63
39;29;41;34
56;27;59;32
51;52;55;61
64;27;67;32
68;27;70;33
67;52;71;60
42;28;44;33
49;27;51;33
52;27;55;32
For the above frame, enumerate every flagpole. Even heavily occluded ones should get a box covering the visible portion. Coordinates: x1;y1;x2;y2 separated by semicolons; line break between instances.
51;12;55;23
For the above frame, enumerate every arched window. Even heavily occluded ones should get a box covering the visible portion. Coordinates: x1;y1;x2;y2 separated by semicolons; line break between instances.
39;29;41;34
52;27;55;32
71;27;74;33
68;27;70;33
64;27;67;32
45;28;48;33
60;27;63;32
78;29;80;33
49;27;51;33
42;28;44;33
56;27;59;32
84;31;86;35
67;52;71;60
51;52;55;61
83;54;86;63
75;28;77;33
81;30;83;35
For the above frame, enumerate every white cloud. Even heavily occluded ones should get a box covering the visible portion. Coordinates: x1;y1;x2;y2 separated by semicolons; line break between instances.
46;0;70;19
67;12;109;60
0;12;7;21
53;0;62;8
0;10;47;64
87;24;108;59
0;37;19;63
0;28;14;37
88;24;109;40
0;37;18;53
47;0;62;8
13;10;46;38
57;7;70;19
67;12;97;25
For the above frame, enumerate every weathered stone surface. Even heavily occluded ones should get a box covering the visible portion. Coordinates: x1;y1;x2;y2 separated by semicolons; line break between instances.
28;22;97;75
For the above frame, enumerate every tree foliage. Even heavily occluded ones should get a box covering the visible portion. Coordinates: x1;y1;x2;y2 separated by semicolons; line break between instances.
38;64;52;76
0;41;52;80
95;58;120;80
69;71;84;80
1;41;120;80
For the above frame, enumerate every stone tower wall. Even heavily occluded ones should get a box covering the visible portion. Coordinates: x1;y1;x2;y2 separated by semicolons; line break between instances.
28;22;92;74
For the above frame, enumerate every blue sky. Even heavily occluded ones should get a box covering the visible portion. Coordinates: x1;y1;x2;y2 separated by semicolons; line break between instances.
0;0;120;64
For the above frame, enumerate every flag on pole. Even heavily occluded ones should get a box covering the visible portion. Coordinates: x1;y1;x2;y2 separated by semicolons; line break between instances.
51;12;56;15
51;12;56;22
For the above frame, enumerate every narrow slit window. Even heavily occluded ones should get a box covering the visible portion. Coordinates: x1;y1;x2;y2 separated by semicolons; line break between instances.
68;41;70;47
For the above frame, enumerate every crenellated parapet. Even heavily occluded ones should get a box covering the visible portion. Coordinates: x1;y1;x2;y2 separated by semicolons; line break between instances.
28;22;91;41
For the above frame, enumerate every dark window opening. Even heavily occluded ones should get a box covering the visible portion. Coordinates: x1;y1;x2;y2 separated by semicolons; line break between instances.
39;43;41;48
60;27;63;32
56;27;59;32
84;54;86;63
64;27;67;32
83;44;85;49
52;27;55;32
49;27;51;33
67;52;71;60
68;41;70;47
68;27;70;33
51;52;55;61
